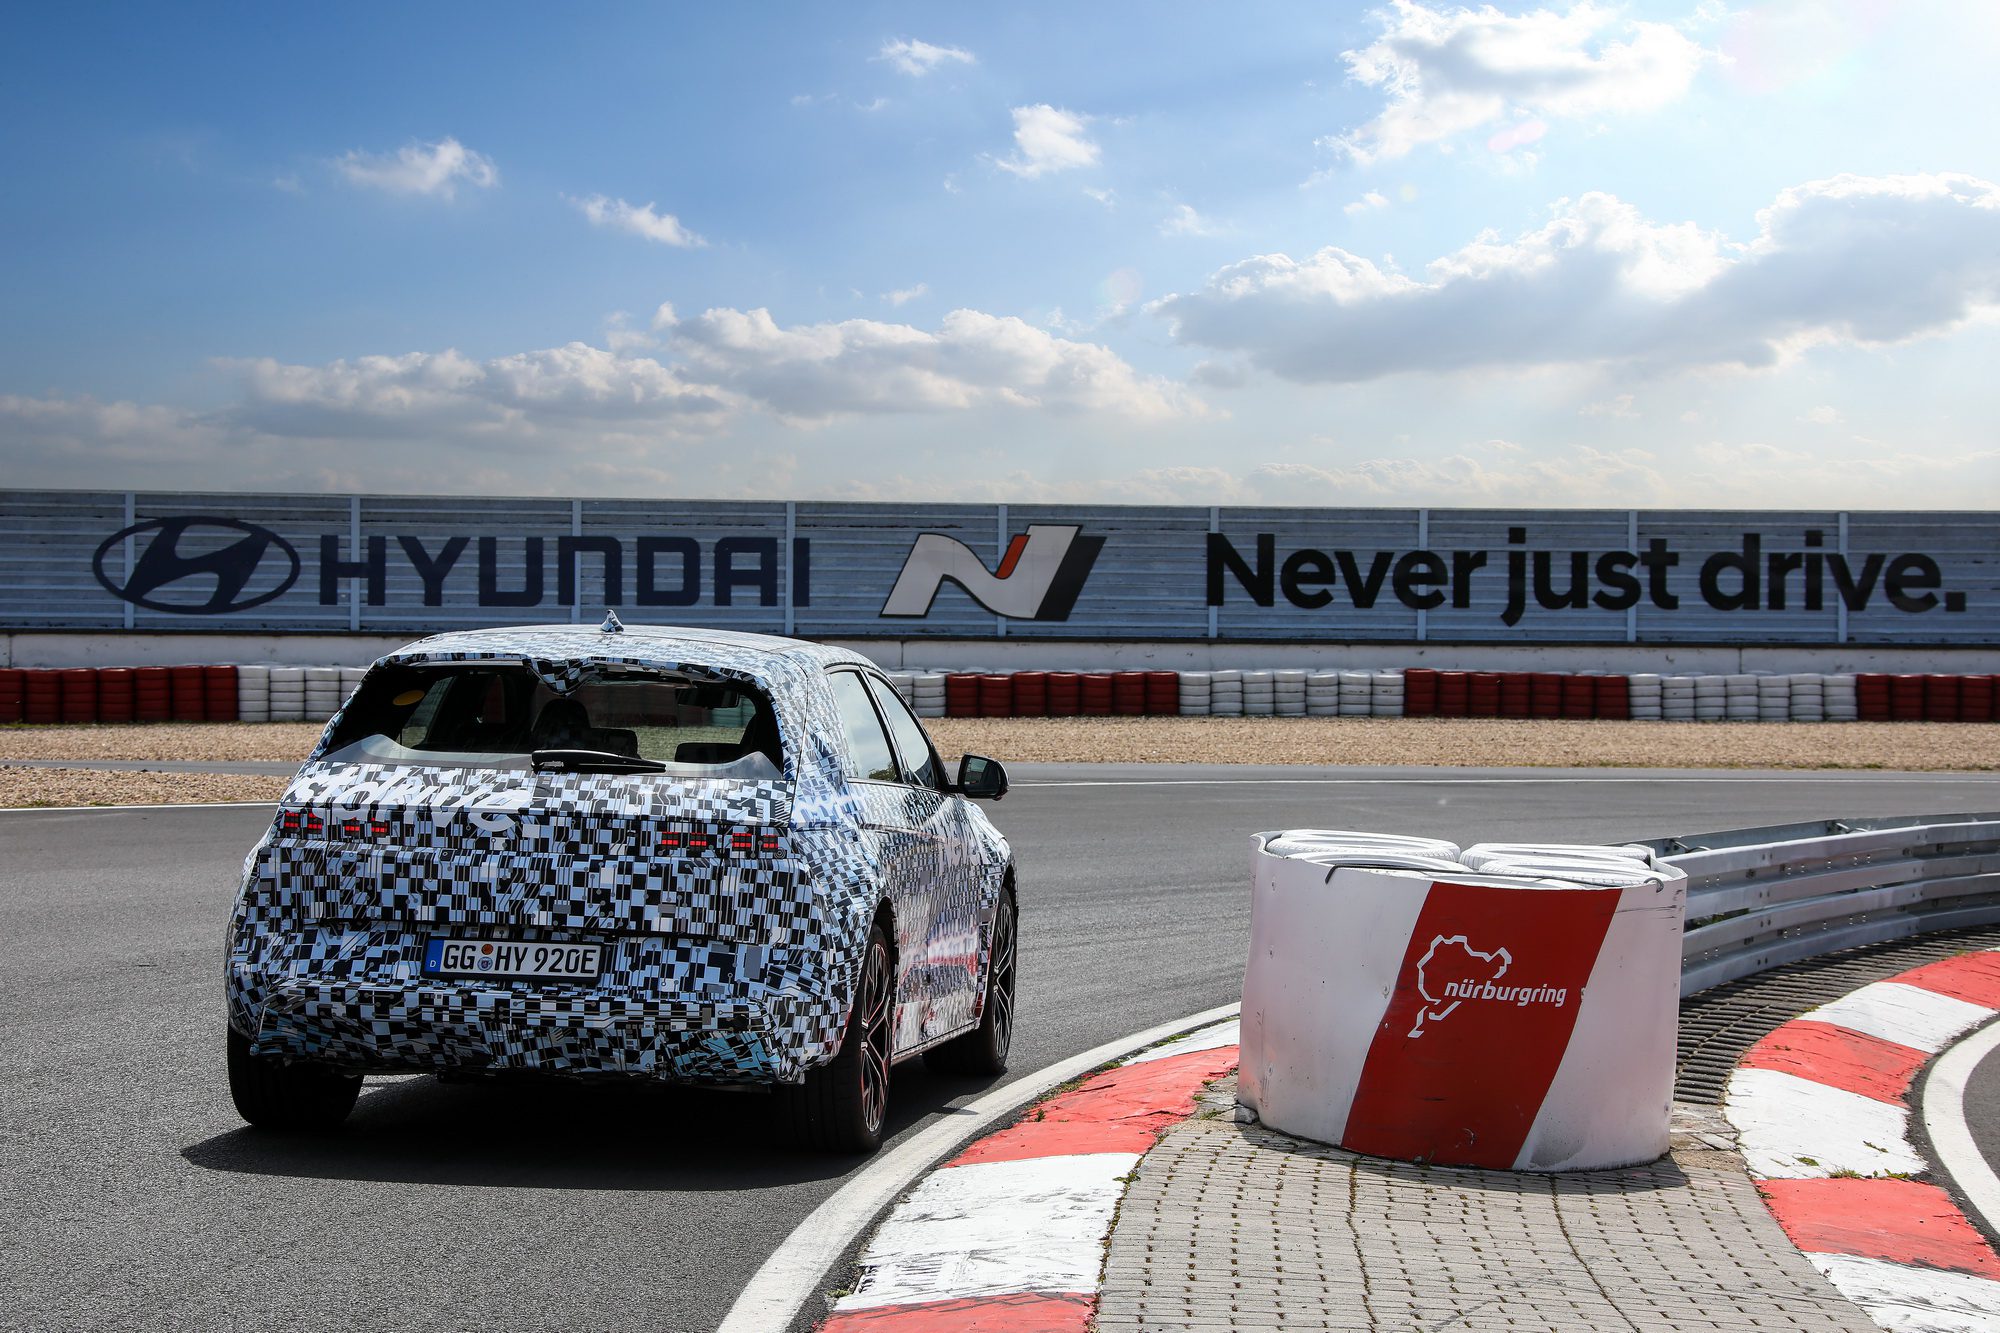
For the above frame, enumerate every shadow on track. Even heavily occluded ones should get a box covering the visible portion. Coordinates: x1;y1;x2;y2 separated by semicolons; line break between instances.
181;1065;1001;1191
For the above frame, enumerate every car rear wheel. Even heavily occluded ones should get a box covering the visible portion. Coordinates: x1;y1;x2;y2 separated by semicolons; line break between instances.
227;1026;363;1130
788;922;893;1153
925;890;1016;1077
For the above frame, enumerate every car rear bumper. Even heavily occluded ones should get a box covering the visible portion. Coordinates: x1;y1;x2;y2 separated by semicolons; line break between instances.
227;922;825;1085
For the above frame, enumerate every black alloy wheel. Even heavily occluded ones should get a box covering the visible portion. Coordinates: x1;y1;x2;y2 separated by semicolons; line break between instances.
854;932;893;1138
789;922;894;1152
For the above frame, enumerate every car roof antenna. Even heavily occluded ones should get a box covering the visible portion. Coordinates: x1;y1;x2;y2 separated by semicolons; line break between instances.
600;609;625;634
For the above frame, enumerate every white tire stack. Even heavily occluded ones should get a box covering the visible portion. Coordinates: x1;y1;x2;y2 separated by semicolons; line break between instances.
1338;670;1373;718
887;671;915;705
304;667;345;721
1178;672;1212;717
1693;675;1727;722
1823;674;1859;722
1627;673;1663;721
1789;673;1826;722
1661;675;1696;721
1274;669;1308;717
268;667;306;723
1757;674;1791;722
1724;674;1759;721
1241;671;1276;716
1209;670;1244;717
911;673;946;718
236;665;271;723
1306;672;1341;716
1370;672;1404;718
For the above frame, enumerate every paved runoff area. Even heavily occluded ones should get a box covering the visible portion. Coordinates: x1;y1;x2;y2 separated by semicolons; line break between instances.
1096;1093;1876;1333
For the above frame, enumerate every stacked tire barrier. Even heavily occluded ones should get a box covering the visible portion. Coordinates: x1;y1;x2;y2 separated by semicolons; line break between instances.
1241;831;1687;1171
1239;810;2000;1172
5;662;2000;725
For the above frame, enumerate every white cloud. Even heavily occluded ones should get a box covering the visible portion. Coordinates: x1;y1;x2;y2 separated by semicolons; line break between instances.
217;345;733;439
1581;393;1637;418
1084;187;1117;209
876;38;976;76
1;302;1196;472
1800;404;1843;425
993;105;1099;178
334;136;498;199
1343;190;1391;216
1161;203;1224;237
882;283;929;306
569;194;707;248
1485;118;1548;153
665;306;1199;422
1153;173;2000;382
1331;1;1708;163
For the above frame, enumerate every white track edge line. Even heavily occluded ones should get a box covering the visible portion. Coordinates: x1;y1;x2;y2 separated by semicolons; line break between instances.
1920;1016;2000;1237
1016;775;1992;788
713;1001;1242;1333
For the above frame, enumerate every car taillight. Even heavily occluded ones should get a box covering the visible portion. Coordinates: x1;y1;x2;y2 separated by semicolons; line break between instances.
278;807;393;841
656;826;785;856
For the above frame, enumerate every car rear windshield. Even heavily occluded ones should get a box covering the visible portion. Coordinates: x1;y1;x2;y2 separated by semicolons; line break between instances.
317;663;783;780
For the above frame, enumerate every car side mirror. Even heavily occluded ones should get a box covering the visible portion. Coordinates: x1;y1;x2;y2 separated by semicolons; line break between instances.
956;754;1009;801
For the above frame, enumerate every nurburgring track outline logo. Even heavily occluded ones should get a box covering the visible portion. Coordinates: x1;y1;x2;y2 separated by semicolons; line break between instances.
92;517;302;614
879;524;1105;621
1406;933;1570;1038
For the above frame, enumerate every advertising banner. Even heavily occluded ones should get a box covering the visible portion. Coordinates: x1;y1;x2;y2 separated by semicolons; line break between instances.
3;489;1994;643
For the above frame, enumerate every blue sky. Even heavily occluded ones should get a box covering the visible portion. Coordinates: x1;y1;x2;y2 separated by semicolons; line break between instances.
3;1;1997;507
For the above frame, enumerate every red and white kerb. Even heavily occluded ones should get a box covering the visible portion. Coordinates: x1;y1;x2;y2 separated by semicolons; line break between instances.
1727;952;2000;1330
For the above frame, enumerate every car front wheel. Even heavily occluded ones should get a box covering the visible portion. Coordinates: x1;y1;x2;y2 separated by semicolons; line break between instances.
226;1026;362;1130
788;921;894;1153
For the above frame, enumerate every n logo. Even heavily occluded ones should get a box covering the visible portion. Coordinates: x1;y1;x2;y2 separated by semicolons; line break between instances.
881;525;1105;620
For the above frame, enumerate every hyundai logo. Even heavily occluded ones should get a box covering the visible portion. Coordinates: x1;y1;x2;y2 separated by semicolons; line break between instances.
93;517;301;614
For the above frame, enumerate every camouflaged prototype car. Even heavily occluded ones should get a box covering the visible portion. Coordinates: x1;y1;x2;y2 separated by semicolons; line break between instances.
224;618;1016;1151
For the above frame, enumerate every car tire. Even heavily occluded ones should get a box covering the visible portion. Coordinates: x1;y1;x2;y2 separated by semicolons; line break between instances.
925;890;1016;1077
788;921;893;1154
226;1026;362;1130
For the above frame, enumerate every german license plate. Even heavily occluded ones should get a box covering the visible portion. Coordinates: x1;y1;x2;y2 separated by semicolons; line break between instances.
423;937;603;981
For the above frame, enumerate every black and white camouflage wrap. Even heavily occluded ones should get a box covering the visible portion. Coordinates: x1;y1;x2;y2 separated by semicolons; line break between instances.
226;624;1012;1086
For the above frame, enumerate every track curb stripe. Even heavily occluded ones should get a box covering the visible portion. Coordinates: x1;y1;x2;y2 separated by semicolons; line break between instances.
1738;1020;1931;1105
1724;950;2000;1329
819;1021;1241;1330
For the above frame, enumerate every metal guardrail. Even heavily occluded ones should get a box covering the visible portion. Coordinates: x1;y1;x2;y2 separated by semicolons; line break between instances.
1638;813;2000;995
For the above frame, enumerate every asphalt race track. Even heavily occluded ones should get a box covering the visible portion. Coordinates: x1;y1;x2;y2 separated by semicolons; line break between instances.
6;764;2000;1332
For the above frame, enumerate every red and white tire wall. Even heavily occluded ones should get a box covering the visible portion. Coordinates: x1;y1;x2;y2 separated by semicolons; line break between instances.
1238;833;1688;1172
3;664;1997;725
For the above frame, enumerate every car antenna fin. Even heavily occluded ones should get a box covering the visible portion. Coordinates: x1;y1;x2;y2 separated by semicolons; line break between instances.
600;609;625;634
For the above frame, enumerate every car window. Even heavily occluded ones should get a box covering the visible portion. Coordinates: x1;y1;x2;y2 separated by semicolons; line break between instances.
828;670;900;783
866;674;942;789
319;663;782;778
